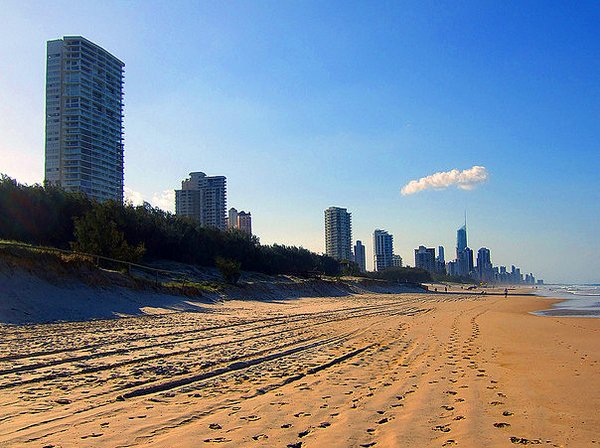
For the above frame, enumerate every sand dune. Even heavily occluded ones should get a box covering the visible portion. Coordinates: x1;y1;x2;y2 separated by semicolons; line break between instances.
0;293;597;447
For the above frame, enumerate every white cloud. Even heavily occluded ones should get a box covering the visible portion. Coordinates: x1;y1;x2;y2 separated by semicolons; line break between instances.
401;165;489;196
124;186;175;212
151;189;175;213
124;186;145;206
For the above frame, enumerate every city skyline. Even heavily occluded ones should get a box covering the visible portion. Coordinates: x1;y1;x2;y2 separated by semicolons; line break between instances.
1;2;599;283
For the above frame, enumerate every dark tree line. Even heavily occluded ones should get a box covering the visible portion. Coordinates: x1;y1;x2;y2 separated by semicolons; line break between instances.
0;175;341;276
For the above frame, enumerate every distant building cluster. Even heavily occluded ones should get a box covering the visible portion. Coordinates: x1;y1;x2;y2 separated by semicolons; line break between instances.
174;172;253;234
414;221;541;285
323;206;541;284
227;208;252;235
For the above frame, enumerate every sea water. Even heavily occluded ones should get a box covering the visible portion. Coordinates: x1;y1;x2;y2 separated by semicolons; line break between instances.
534;284;600;317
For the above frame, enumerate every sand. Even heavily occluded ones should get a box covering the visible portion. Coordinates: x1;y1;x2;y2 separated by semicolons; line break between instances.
0;292;597;447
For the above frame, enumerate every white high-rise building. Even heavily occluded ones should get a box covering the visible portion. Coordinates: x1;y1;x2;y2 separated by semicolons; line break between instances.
324;207;352;261
44;36;125;202
353;240;366;272
373;229;393;272
175;172;227;230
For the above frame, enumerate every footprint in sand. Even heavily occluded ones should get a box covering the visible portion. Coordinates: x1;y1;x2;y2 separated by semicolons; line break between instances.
510;436;542;444
241;415;261;421
209;423;222;430
252;434;268;440
441;405;454;411
318;422;331;428
494;422;511;428
433;424;451;433
281;423;293;428
376;417;389;424
298;430;310;438
503;411;514;416
203;437;231;443
360;443;376;447
442;440;457;446
81;433;103;439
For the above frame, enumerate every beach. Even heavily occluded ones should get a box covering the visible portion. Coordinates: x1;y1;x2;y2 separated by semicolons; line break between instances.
0;291;597;447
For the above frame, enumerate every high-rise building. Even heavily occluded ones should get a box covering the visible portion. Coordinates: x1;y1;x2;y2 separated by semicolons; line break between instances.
227;208;238;229
476;247;493;282
436;245;446;274
175;172;227;230
437;246;445;264
457;224;467;257
324;207;352;261
353;240;366;272
414;246;436;272
237;211;252;235
392;254;403;268
458;247;474;276
447;260;458;277
44;36;125;202
373;229;393;272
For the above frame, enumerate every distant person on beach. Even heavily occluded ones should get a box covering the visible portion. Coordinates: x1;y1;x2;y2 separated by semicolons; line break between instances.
504;288;508;298
445;286;448;292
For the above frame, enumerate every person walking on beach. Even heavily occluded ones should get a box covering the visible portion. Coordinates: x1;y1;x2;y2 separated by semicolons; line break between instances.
504;288;508;298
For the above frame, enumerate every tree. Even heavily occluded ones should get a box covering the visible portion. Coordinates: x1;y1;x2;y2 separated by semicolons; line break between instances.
71;205;145;262
215;257;241;284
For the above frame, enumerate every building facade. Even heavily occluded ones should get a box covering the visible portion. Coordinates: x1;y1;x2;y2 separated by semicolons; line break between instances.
456;224;467;256
44;36;125;202
476;247;493;282
414;246;436;272
392;254;403;268
237;211;252;235
324;207;353;261
458;247;474;276
227;208;252;234
436;245;446;274
227;208;238;229
175;172;227;230
373;229;393;272
353;240;366;272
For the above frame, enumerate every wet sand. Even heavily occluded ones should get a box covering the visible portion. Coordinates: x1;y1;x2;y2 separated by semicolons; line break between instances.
0;292;597;447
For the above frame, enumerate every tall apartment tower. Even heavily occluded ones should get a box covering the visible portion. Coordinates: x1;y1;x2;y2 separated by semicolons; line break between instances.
237;211;252;235
324;207;352;261
414;246;436;272
457;224;467;256
227;208;238;229
373;229;393;272
353;240;366;272
175;172;227;230
44;36;125;202
476;247;493;281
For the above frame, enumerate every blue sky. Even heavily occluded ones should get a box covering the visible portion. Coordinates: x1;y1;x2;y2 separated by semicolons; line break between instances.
1;1;598;282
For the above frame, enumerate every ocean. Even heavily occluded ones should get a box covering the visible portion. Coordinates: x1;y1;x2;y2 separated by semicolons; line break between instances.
534;284;600;317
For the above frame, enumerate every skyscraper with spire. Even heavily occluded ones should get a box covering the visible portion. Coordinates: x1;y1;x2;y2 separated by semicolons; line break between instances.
456;214;472;276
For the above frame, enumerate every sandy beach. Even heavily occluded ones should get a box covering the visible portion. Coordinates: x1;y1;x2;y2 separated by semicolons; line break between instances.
0;291;597;447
